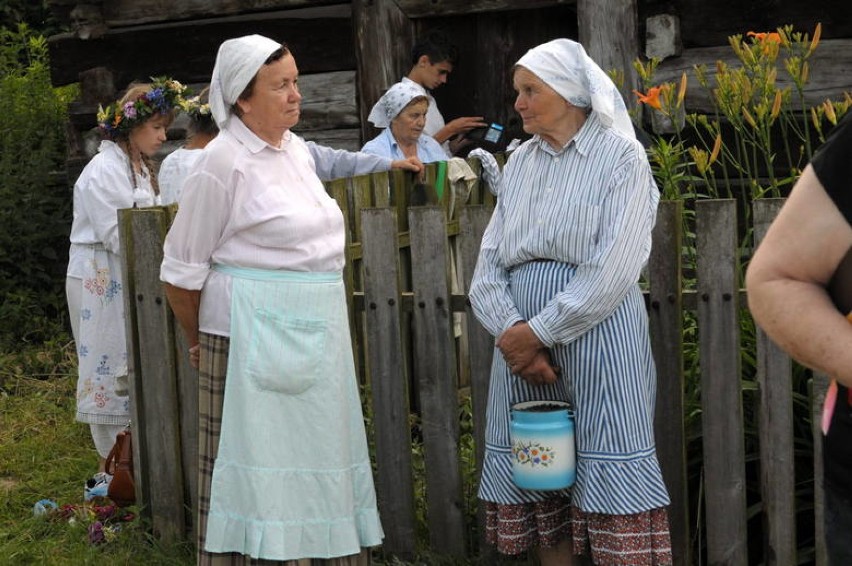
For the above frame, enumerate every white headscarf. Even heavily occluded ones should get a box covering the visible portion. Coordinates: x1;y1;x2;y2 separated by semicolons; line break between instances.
515;38;634;139
209;34;283;128
367;82;429;128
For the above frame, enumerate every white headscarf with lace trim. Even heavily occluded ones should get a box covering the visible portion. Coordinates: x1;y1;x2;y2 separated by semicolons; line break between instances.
515;38;634;139
367;82;429;128
209;34;283;128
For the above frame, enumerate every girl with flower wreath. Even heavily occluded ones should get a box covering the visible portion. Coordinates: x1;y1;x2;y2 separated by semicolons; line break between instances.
66;78;186;497
159;85;219;205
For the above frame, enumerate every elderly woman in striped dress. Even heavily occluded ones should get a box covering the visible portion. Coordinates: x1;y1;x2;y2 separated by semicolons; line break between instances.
468;39;672;565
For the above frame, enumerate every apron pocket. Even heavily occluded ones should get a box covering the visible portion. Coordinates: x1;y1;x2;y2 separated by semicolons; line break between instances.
246;309;327;394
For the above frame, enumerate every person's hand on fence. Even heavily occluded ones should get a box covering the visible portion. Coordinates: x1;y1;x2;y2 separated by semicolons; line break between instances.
188;343;200;369
391;156;425;175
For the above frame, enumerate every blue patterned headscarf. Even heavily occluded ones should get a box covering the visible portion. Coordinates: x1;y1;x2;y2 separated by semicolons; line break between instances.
516;39;634;138
367;82;429;128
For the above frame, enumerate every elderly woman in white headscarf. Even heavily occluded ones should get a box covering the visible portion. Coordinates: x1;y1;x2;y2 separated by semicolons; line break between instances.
468;39;671;565
361;81;447;163
160;35;421;565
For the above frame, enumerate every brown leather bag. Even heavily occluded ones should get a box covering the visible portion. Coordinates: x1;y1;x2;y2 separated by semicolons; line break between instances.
105;428;136;507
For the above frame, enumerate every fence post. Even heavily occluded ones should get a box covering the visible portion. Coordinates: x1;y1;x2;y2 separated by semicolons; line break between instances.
648;200;690;566
752;198;797;565
696;199;748;565
361;207;417;559
409;206;467;556
458;206;496;558
811;372;829;566
118;207;186;543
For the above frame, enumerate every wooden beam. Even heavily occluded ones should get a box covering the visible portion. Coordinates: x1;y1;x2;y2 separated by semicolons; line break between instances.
578;0;641;113
47;11;355;87
352;0;414;144
46;0;346;29
654;38;852;114
393;0;575;18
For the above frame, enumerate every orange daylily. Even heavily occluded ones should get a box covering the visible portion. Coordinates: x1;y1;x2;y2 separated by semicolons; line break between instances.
634;85;666;110
747;31;782;44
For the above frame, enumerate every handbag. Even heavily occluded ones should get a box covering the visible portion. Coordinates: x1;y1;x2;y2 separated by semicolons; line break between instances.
105;426;136;507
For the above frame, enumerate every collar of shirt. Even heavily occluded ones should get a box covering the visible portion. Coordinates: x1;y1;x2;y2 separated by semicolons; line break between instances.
532;110;601;157
227;116;293;154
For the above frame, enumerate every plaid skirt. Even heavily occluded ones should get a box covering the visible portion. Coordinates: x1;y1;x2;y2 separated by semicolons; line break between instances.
485;498;672;565
197;333;370;566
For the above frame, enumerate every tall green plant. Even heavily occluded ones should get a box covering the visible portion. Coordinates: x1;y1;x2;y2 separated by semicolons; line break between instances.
0;23;77;349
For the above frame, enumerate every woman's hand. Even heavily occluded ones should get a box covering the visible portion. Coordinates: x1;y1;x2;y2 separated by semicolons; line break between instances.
514;350;560;386
497;321;545;373
391;156;425;175
188;343;200;369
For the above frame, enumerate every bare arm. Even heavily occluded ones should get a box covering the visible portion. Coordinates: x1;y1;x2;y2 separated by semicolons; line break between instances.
432;116;487;144
164;283;201;368
746;165;852;385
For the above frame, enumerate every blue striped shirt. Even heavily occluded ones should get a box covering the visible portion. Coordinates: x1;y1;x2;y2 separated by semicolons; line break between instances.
469;111;660;346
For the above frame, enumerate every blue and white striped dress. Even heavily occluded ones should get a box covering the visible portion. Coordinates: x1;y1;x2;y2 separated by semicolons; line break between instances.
469;111;670;515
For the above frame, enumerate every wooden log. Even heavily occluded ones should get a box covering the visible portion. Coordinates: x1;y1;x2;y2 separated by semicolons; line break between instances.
648;200;690;566
752;199;797;566
361;208;417;559
578;0;641;112
394;0;575;18
352;0;414;144
296;129;362;152
118;207;186;543
48;12;355;87
292;71;359;132
457;206;497;560
695;199;748;565
654;39;852;114
408;207;467;556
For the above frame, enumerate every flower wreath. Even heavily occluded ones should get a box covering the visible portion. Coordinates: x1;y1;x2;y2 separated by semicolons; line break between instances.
180;94;212;119
97;77;188;139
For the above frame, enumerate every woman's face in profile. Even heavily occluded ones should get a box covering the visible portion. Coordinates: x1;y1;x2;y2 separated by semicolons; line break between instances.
130;114;169;157
390;99;429;145
512;67;572;140
238;53;302;134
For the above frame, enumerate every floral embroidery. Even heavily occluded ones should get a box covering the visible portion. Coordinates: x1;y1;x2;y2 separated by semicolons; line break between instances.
83;267;122;305
94;390;108;408
81;308;92;321
95;355;111;376
79;344;89;358
512;441;557;467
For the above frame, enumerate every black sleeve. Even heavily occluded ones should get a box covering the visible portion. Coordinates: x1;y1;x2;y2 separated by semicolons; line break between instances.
812;112;852;224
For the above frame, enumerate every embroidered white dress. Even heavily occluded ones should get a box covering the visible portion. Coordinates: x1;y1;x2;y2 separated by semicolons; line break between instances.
67;140;158;425
158;147;203;205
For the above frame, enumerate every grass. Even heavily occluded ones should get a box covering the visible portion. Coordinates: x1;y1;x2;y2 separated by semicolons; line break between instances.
0;338;193;565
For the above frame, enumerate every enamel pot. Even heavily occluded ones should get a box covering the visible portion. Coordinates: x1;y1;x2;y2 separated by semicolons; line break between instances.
510;400;576;490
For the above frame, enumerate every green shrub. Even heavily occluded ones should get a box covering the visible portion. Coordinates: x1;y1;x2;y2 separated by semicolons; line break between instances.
0;24;78;350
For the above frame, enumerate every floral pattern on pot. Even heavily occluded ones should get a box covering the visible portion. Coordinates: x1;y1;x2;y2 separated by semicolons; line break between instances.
512;441;557;467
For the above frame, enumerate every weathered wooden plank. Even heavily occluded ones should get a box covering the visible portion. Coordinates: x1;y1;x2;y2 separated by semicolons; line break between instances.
695;199;748;565
578;0;641;112
163;204;199;539
655;39;852;114
408;207;466;556
457;206;496;559
394;0;575;17
48;12;355;87
752;198;797;566
120;207;185;543
361;208;417;559
100;1;345;27
291;71;359;132
811;372;829;566
352;0;414;143
648;200;690;566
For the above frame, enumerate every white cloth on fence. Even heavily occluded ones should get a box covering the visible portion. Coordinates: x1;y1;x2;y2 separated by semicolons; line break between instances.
515;38;635;139
209;34;282;128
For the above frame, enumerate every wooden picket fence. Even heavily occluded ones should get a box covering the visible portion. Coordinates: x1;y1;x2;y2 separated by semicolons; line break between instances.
118;161;827;566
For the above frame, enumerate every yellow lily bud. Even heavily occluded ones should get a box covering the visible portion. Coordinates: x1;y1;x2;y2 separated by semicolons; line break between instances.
770;91;783;121
801;61;809;84
677;72;688;107
811;107;821;130
709;134;722;166
688;146;709;175
742;107;757;128
824;100;837;125
808;23;822;56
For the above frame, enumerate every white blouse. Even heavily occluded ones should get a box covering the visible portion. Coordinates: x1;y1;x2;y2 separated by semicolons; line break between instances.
68;140;158;277
160;118;392;336
158;147;203;205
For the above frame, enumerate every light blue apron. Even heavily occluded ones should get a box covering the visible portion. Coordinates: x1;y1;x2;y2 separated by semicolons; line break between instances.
204;265;383;560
